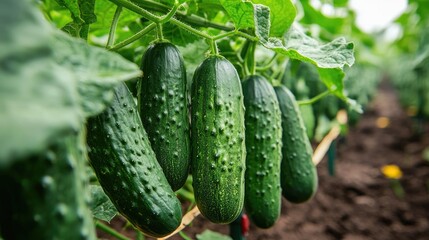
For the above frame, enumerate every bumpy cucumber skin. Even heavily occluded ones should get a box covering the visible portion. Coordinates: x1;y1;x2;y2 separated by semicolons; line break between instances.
0;133;96;240
242;75;282;228
86;83;182;237
138;42;190;191
274;86;318;203
191;56;246;224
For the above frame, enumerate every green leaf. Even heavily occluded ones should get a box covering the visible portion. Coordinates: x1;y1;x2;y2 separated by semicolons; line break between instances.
89;185;118;222
219;0;271;42
90;1;144;45
55;0;83;23
219;0;254;29
78;0;97;24
0;0;81;165
196;230;232;240
162;22;201;47
253;4;270;41
261;26;355;106
333;0;348;7
252;0;296;36
52;32;142;117
0;0;140;166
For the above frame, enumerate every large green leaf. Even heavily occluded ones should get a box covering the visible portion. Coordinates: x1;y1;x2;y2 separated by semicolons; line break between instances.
89;185;117;222
261;26;355;106
0;0;141;166
52;32;142;117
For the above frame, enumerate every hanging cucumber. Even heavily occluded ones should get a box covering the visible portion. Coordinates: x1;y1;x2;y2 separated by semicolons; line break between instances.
86;82;182;237
242;75;282;228
138;42;190;191
0;133;96;240
191;55;246;224
274;85;318;203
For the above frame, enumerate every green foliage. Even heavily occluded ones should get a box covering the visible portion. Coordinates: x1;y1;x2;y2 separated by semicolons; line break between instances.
0;0;139;167
89;185;117;223
196;230;233;240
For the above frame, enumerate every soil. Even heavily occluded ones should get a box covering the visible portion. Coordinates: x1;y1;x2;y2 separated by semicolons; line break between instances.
98;80;429;240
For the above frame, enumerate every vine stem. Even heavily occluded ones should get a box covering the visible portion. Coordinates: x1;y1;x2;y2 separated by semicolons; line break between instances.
156;23;164;41
106;6;123;48
169;18;212;39
109;0;161;22
159;1;179;24
96;221;132;240
256;53;278;71
108;22;156;51
109;0;258;53
297;90;331;105
131;0;234;31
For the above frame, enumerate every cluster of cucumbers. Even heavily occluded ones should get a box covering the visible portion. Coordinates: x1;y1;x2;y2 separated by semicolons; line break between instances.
85;41;318;237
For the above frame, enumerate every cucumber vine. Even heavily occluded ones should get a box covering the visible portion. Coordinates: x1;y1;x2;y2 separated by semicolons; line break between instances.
107;0;259;55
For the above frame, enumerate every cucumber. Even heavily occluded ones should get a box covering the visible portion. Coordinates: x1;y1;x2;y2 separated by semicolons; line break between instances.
191;55;246;224
138;42;190;191
0;133;96;240
86;82;182;237
274;85;318;203
242;75;282;228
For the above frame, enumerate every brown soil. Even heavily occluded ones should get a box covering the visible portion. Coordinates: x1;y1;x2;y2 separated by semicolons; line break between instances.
98;81;429;240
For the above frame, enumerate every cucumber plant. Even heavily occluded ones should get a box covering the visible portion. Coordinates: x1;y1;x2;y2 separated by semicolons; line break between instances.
4;0;363;238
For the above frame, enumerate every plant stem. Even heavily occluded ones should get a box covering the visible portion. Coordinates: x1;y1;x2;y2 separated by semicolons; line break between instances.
213;30;237;40
156;23;164;41
108;22;156;51
179;231;193;240
109;0;257;52
131;0;234;31
136;231;145;240
169;18;213;39
106;6;123;48
249;41;257;75
109;0;161;22
96;221;132;240
176;188;195;202
297;90;331;105
236;31;259;41
159;1;179;24
256;53;277;71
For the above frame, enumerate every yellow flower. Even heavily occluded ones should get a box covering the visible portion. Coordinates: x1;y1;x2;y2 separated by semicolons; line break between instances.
376;117;390;128
381;164;403;179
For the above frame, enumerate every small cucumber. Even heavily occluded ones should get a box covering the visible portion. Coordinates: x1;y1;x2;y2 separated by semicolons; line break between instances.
191;56;246;224
86;82;182;237
0;133;96;240
138;42;190;191
274;85;318;203
242;75;282;228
